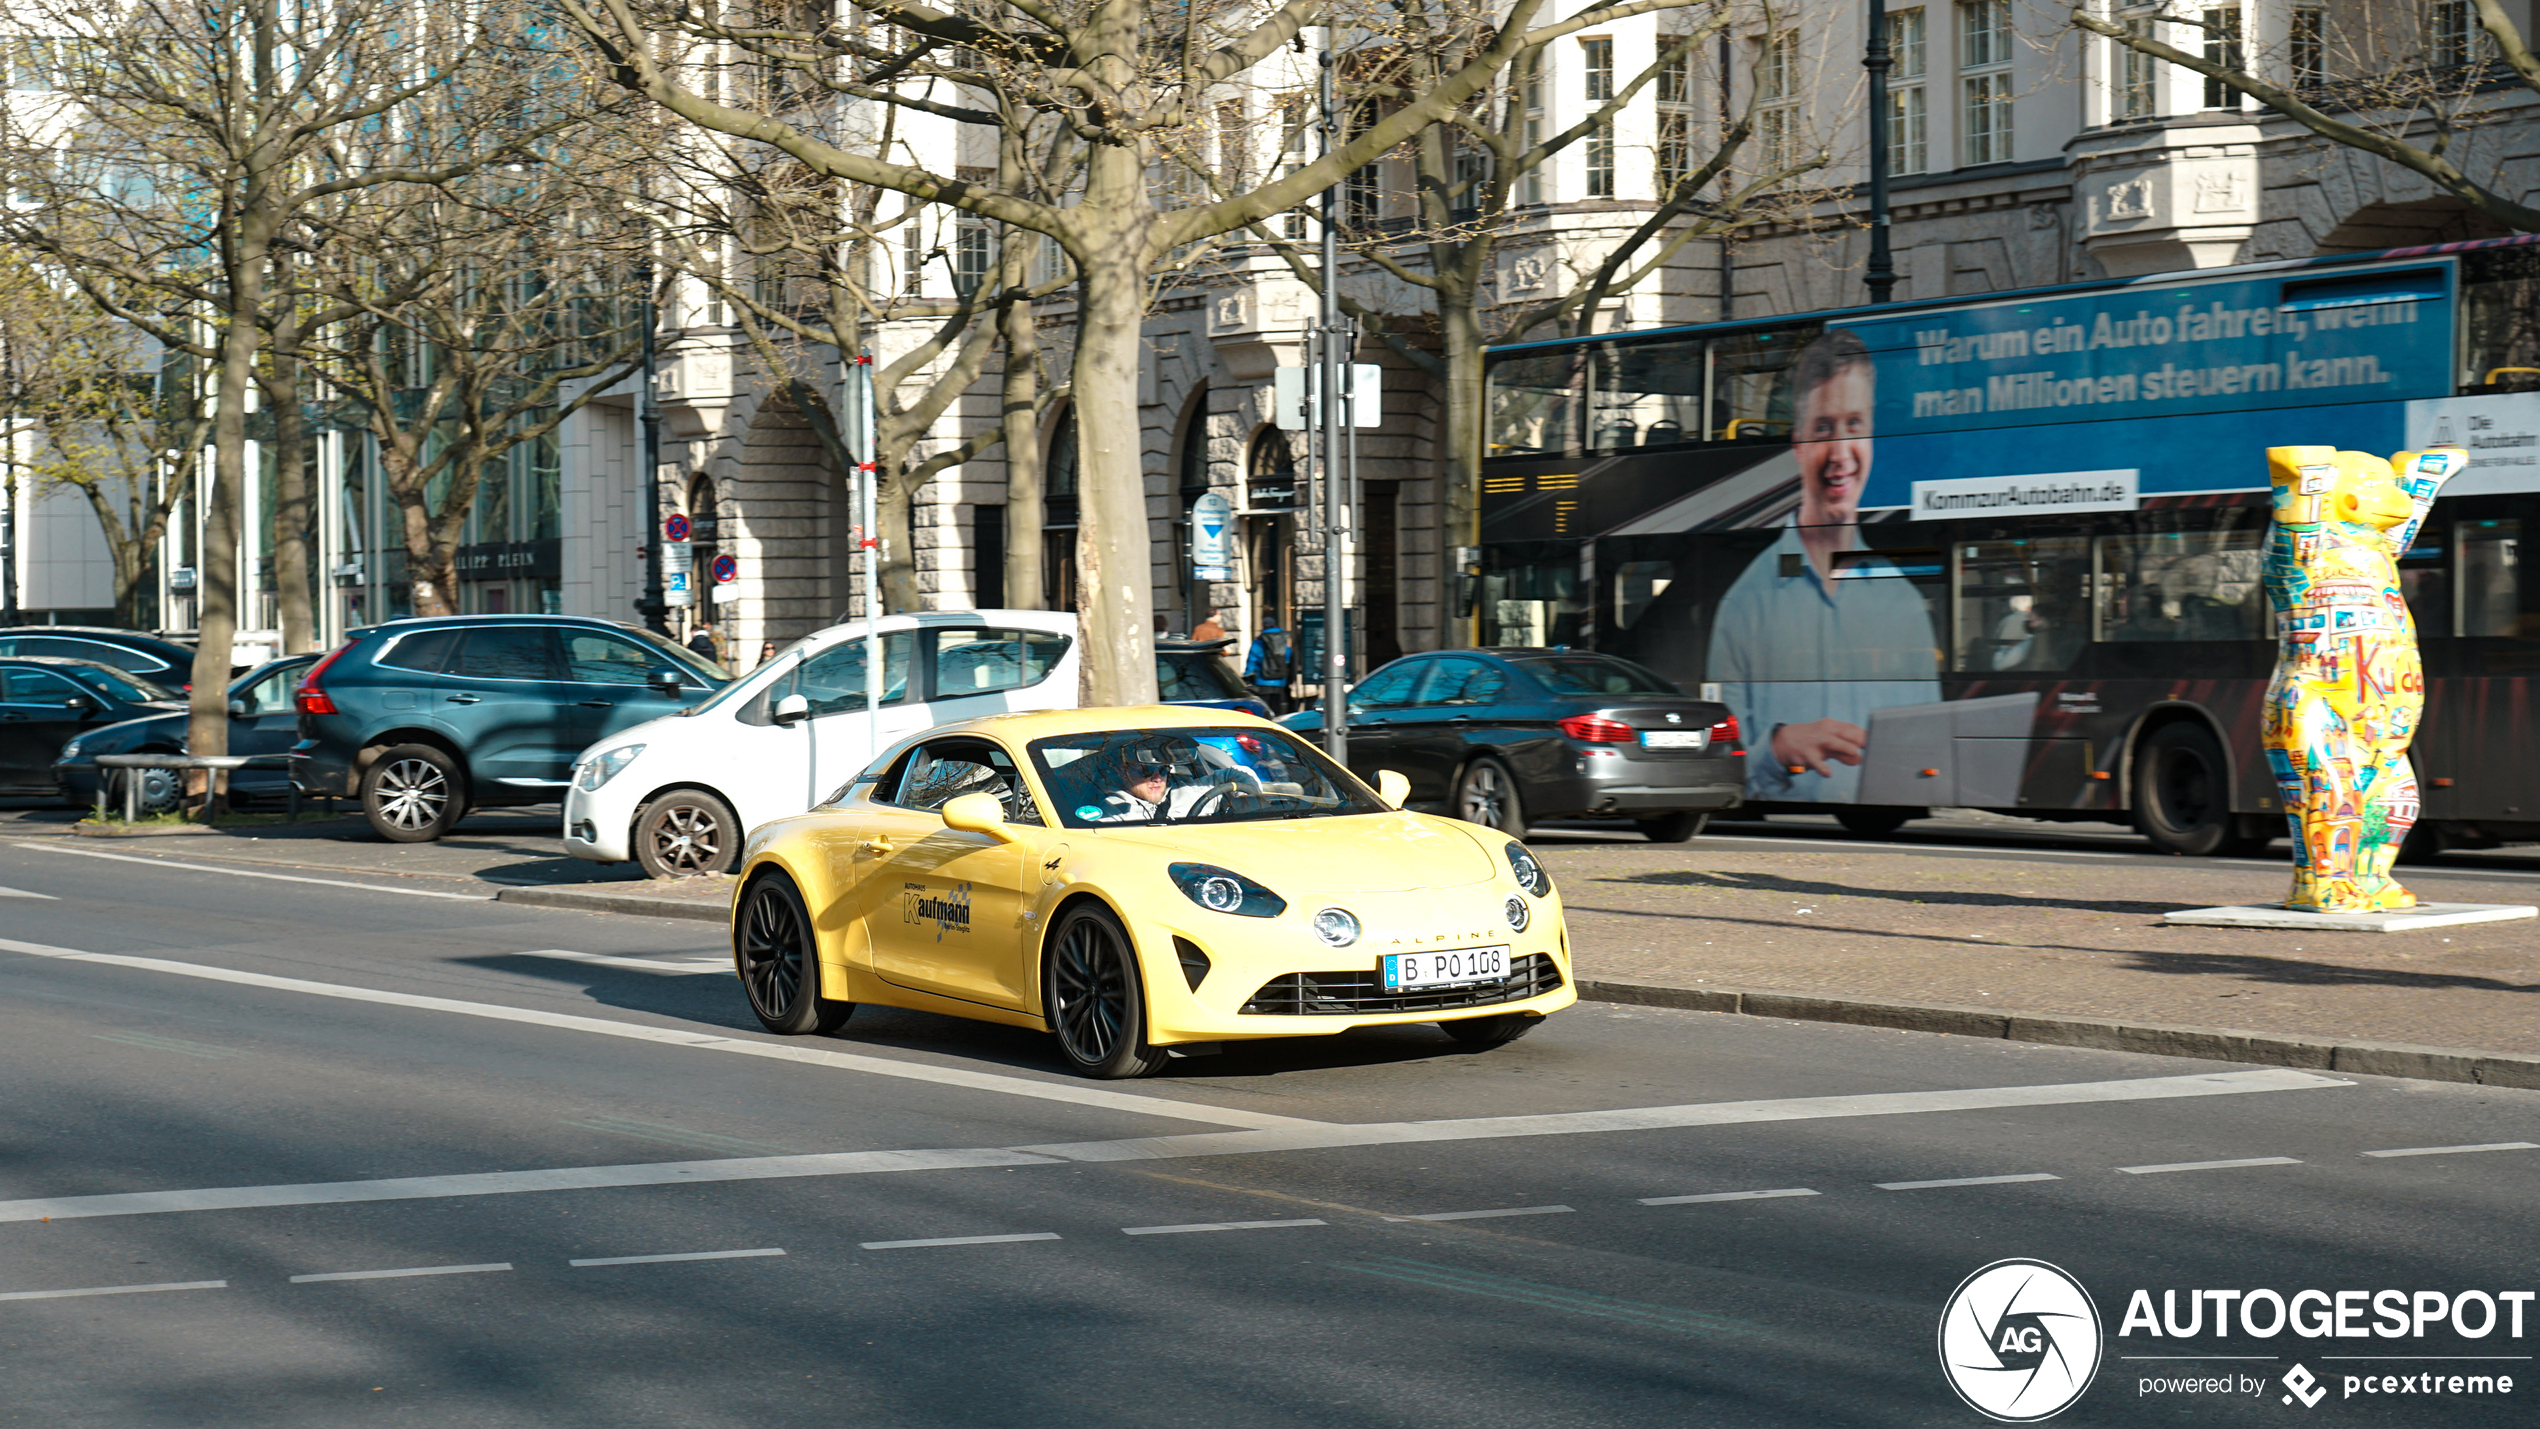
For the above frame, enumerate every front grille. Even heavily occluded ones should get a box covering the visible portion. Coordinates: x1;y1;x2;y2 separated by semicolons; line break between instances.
1239;954;1563;1016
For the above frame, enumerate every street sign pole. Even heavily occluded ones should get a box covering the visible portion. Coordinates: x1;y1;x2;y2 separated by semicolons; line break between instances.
1317;41;1350;767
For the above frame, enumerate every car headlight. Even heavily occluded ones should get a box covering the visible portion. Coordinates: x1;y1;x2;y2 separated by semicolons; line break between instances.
1505;841;1551;897
1312;907;1361;947
1503;894;1531;932
1168;862;1286;918
575;743;646;791
59;737;87;760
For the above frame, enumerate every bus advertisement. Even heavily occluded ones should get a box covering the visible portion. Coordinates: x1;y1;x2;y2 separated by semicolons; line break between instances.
1480;236;2540;855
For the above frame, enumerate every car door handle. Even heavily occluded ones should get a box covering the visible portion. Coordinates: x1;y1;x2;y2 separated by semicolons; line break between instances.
577;699;613;708
860;837;896;856
446;693;482;704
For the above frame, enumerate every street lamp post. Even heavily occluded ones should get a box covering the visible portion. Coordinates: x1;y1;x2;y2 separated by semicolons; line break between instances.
1864;0;1897;305
1316;42;1352;767
636;262;670;634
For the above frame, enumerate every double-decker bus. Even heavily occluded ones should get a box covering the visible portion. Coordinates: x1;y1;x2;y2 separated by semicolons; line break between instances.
1480;235;2540;855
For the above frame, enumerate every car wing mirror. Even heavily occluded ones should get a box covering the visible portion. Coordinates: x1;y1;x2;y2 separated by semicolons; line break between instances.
62;694;97;717
227;698;248;718
647;667;684;695
1375;769;1410;809
940;791;1016;844
771;692;810;725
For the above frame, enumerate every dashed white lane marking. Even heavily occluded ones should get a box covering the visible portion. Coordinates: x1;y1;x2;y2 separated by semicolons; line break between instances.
570;1248;785;1267
2362;1141;2539;1158
1392;1205;1574;1222
16;843;490;900
511;949;727;975
861;1233;1060;1250
1639;1188;1821;1206
1121;1219;1326;1235
2118;1157;2302;1175
0;1279;226;1302
0;884;57;899
0;937;1316;1133
289;1262;512;1284
1876;1173;2061;1191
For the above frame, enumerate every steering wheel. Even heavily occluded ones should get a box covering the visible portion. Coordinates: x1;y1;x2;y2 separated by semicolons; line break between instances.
1183;779;1245;820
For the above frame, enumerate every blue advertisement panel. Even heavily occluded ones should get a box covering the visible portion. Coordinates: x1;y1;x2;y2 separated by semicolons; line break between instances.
1831;264;2454;511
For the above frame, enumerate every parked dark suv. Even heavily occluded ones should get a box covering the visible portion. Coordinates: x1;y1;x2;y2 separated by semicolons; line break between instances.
293;616;728;842
1284;648;1744;841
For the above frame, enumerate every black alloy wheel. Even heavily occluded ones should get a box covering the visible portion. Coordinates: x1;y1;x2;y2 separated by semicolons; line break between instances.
2132;721;2261;856
1454;757;1527;839
1440;1012;1541;1047
1044;904;1169;1079
635;788;741;878
1637;811;1709;843
360;743;464;842
736;874;852;1035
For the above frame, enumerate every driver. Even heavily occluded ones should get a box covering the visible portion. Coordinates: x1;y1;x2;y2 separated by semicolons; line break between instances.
1089;738;1212;823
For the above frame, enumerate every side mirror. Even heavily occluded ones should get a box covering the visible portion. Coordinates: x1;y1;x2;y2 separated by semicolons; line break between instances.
62;694;96;717
647;668;684;695
771;692;810;725
1375;769;1410;809
227;699;248;719
940;790;1017;844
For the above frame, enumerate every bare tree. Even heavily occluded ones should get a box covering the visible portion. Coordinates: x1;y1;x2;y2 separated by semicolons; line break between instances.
2077;0;2540;230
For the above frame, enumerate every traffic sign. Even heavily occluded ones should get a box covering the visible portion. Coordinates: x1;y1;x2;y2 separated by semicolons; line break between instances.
1189;492;1232;570
711;553;739;585
665;571;693;606
662;541;694;574
664;513;692;542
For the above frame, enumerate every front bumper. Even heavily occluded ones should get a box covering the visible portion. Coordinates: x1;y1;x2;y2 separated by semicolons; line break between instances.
562;779;636;863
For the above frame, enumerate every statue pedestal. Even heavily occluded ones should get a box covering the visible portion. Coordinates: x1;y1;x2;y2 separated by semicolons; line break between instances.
2163;903;2537;933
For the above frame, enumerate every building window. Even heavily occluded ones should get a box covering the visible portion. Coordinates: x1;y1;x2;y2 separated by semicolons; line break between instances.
2200;7;2243;108
953;221;989;298
1279;95;1311;238
903;220;927;295
1959;0;2012;166
2118;17;2158;119
1520;58;1547;204
1655;43;1698;192
1581;37;1615;198
2429;0;2482;69
1888;8;1927;176
1757;29;1800;173
2290;6;2325;87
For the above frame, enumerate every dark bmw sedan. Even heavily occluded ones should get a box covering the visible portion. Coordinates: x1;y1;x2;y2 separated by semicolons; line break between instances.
1283;649;1744;841
0;657;187;796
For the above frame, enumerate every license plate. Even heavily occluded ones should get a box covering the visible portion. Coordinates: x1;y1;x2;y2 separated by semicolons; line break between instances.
1641;730;1707;748
1382;945;1510;992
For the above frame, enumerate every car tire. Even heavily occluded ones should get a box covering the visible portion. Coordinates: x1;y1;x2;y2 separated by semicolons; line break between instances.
1043;902;1169;1080
1833;806;1917;838
1440;1012;1541;1047
736;873;853;1035
634;788;741;878
361;744;464;842
1637;811;1709;843
2131;722;2252;857
1454;758;1527;839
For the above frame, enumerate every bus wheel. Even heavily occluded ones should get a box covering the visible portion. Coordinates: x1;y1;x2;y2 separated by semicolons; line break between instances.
2132;722;2252;856
1833;806;1918;838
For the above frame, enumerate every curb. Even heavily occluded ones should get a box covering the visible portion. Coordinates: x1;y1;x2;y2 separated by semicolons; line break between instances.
1574;978;2540;1090
493;884;729;923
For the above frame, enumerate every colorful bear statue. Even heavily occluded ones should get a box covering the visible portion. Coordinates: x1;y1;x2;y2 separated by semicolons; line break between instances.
2259;445;2461;913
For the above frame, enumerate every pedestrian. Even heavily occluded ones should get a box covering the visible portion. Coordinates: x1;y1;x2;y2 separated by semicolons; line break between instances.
755;639;778;670
1191;606;1227;642
1243;624;1291;714
685;619;724;667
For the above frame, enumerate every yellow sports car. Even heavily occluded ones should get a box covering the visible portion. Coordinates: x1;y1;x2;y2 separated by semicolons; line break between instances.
728;705;1575;1077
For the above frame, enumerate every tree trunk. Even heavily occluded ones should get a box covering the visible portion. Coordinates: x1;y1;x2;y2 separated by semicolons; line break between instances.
189;267;262;804
1067;146;1160;706
999;236;1044;611
1437;299;1486;652
876;459;919;613
265;342;317;653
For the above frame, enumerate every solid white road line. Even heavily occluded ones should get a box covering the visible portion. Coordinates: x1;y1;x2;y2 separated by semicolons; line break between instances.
0;884;57;899
1396;1205;1574;1222
510;949;729;975
1876;1173;2062;1190
1638;1188;1821;1206
16;843;491;900
1120;1219;1326;1235
0;1279;225;1302
2361;1141;2539;1158
860;1233;1060;1250
2117;1157;2302;1175
569;1248;785;1267
0;937;1319;1132
290;1262;511;1283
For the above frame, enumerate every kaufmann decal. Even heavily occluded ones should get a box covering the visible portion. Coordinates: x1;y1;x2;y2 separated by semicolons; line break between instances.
1940;1262;2530;1420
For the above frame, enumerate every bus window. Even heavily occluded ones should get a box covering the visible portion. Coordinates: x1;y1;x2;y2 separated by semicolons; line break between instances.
1614;561;1675;629
2400;533;2450;639
2460;520;2523;636
1953;539;2090;672
2460;248;2540;393
1487;349;1585;456
1709;326;1818;441
2096;528;2266;643
1593;339;1705;451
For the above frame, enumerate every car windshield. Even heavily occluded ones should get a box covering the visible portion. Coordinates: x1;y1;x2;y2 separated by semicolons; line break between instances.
1509;654;1683;698
625;628;733;687
60;664;173;702
1029;727;1385;829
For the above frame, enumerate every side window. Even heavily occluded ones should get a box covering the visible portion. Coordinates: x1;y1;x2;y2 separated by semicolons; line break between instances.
794;633;914;717
891;740;1041;823
1417;657;1507;706
452;626;563;681
3;668;82;703
378;628;462;675
238;669;297;715
26;638;169;673
1350;659;1425;710
931;628;1069;697
561;630;660;685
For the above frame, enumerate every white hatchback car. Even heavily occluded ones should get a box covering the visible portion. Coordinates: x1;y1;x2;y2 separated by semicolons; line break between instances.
563;610;1078;878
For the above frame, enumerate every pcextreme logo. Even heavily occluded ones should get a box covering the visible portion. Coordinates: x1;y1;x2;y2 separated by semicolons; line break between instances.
901;881;972;940
1938;1259;2104;1422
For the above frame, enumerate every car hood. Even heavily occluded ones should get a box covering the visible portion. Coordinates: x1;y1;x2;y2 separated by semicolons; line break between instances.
66;710;187;752
1091;812;1501;893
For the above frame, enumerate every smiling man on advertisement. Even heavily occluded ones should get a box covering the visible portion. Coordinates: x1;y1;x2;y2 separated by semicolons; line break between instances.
1706;330;1943;802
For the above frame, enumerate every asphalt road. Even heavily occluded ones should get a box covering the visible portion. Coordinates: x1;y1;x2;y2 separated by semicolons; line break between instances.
1;841;2533;1428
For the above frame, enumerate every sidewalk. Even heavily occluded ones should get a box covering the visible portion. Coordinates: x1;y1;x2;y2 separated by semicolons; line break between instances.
1541;837;2540;1086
